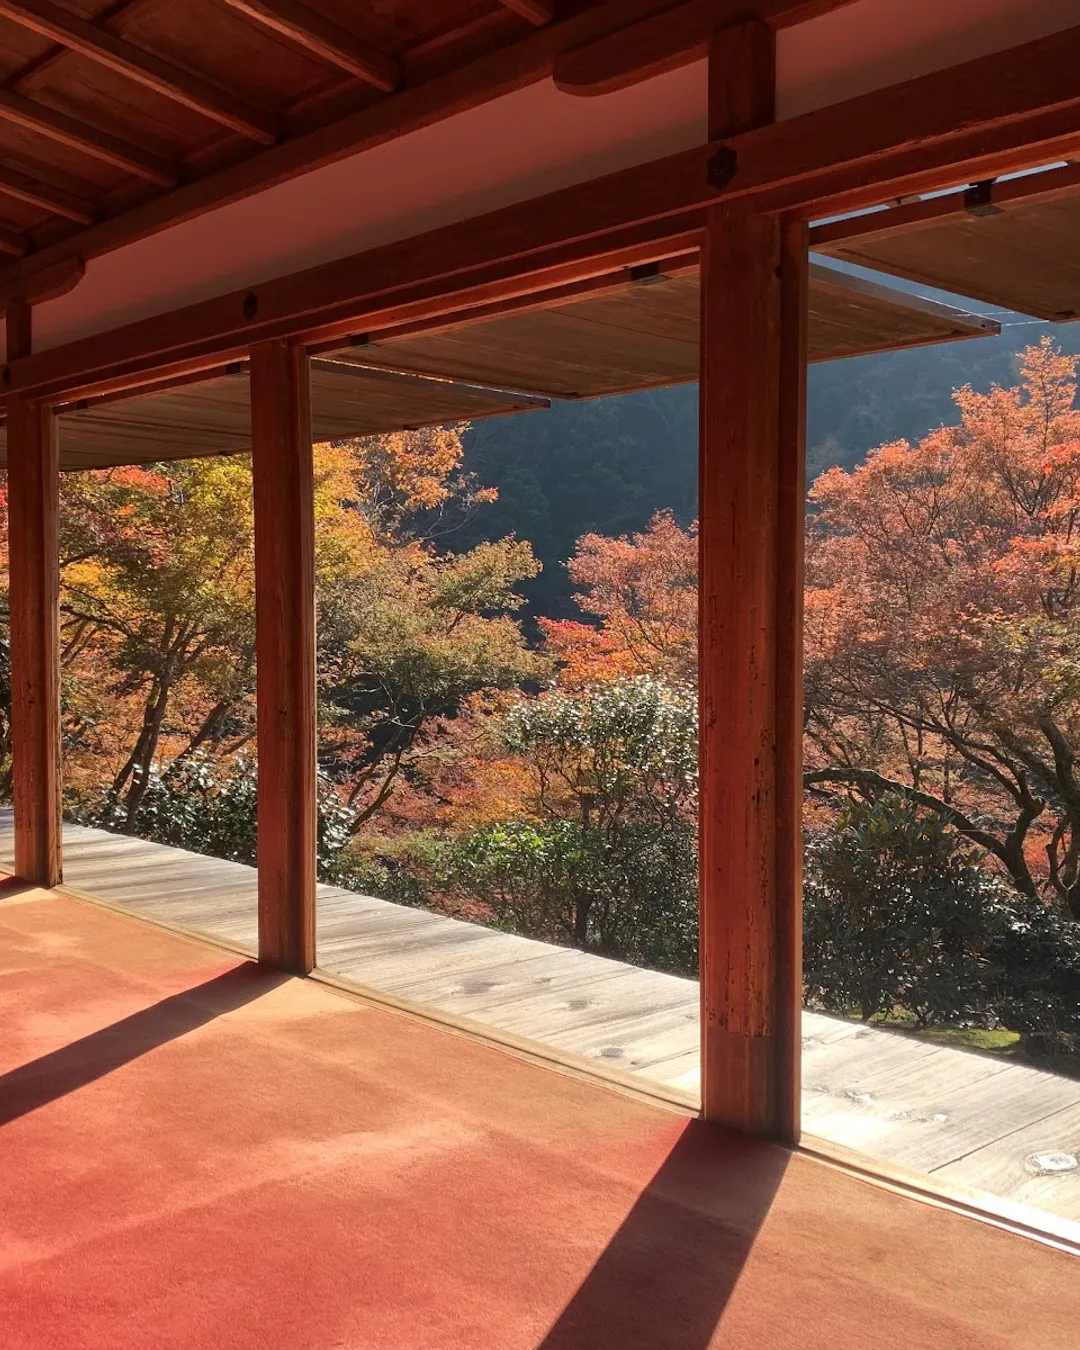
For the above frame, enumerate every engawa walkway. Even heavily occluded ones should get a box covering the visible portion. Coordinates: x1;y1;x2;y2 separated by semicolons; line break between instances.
2;809;1078;1225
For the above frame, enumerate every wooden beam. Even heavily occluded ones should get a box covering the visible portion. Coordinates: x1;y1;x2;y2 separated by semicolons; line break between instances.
554;0;855;96
0;0;279;144
5;204;706;401
0;87;178;188
808;161;1080;251
0;165;94;225
708;23;1080;218
498;0;553;25
251;339;316;974
0;225;28;258
5;301;61;888
222;0;400;91
698;17;804;1140
0;255;83;310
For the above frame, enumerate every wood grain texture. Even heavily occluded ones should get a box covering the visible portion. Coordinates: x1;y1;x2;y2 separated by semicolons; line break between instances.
0;0;692;288
221;0;401;90
813;166;1080;323
0;360;545;471
773;212;808;1141
0;85;177;186
709;22;1080;218
250;340;316;973
5;350;61;887
0;0;279;144
698;19;803;1138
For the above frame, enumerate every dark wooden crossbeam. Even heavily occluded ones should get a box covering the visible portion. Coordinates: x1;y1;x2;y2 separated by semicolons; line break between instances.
0;0;279;143
222;0;400;91
0;86;177;188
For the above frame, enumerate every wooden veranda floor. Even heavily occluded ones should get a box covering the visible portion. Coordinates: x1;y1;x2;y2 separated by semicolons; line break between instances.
2;809;1078;1225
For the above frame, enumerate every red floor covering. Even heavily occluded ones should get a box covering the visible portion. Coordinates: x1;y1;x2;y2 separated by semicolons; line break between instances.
0;883;1077;1350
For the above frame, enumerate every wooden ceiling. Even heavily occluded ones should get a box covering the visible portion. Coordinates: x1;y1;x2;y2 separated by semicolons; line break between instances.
0;0;862;287
323;259;1000;399
0;355;547;469
812;164;1080;322
0;0;552;263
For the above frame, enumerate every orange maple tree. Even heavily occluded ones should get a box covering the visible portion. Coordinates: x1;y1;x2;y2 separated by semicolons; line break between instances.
805;339;1080;916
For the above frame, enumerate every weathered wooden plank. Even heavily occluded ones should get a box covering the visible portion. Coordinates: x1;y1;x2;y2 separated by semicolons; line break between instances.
935;1100;1080;1221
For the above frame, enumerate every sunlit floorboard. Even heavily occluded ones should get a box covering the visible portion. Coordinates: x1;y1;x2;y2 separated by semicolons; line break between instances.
2;809;1078;1223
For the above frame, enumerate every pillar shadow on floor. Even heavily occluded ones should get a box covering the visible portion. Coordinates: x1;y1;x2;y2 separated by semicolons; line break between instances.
536;1118;789;1350
0;962;288;1126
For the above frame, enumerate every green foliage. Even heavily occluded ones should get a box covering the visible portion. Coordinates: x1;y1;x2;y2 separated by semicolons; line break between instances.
804;795;1080;1058
503;676;697;827
76;755;357;884
804;795;1012;1025
987;894;1080;1060
446;678;698;972
451;818;697;974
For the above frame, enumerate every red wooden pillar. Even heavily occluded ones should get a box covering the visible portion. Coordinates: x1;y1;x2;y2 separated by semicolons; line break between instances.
250;340;317;973
698;22;808;1138
6;300;62;887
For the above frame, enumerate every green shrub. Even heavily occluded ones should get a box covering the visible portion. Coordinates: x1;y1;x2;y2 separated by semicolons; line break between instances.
804;794;1080;1061
450;816;698;975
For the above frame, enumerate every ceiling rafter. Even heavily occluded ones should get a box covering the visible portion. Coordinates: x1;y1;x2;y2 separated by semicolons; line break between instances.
0;86;178;187
497;0;553;25
221;0;400;92
0;163;94;223
0;0;280;144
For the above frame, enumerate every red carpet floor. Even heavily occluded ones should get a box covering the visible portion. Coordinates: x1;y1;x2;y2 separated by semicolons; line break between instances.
0;884;1077;1350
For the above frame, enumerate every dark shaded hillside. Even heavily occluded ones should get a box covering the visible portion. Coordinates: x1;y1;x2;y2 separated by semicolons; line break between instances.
456;312;1080;621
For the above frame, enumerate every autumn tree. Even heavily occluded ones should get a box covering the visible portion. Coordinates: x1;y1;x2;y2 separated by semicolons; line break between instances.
318;536;548;830
60;458;256;827
805;340;1080;918
542;511;697;687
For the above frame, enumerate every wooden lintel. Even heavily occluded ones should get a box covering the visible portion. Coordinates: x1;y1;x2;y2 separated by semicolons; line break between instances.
5;210;705;402
5;19;1080;403
251;339;316;974
0;256;84;312
709;23;1080;218
554;0;852;97
222;0;400;91
6;297;62;888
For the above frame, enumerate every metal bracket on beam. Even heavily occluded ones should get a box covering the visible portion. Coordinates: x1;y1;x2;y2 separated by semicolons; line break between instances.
628;261;666;285
964;179;1002;217
706;146;738;192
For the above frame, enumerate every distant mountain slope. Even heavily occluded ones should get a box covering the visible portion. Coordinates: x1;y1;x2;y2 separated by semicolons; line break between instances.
456;311;1080;622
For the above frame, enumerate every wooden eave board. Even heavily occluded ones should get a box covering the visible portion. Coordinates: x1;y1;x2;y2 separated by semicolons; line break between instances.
813;182;1080;322
330;263;1000;399
0;360;546;470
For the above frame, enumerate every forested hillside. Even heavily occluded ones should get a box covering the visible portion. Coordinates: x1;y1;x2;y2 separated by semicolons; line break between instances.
455;310;1080;620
